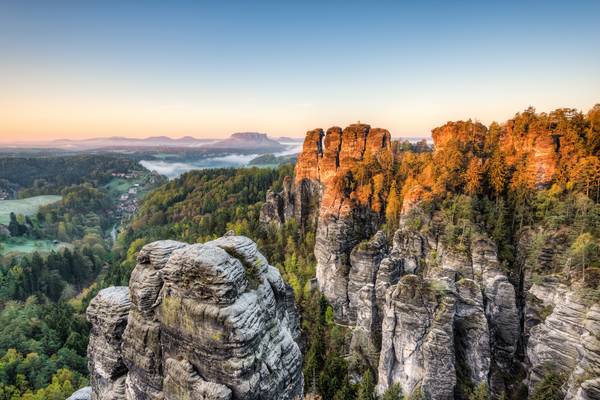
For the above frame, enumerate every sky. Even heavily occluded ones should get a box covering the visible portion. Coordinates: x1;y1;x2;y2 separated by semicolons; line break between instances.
0;0;599;141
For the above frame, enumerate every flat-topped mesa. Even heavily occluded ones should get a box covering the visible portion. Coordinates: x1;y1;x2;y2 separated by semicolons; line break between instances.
86;234;304;400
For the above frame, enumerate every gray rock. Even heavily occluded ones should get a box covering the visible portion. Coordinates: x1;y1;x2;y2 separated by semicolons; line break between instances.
527;280;600;400
67;387;92;400
348;231;388;323
455;279;491;387
259;178;296;227
260;190;285;226
315;209;379;323
87;235;304;400
86;286;131;400
376;275;456;400
471;237;519;396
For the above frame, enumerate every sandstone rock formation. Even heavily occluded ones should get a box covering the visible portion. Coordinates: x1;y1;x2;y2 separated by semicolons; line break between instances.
259;176;295;227
256;117;598;399
375;235;516;399
86;234;304;400
66;387;93;400
87;286;131;399
377;275;457;400
261;123;393;323
526;278;600;400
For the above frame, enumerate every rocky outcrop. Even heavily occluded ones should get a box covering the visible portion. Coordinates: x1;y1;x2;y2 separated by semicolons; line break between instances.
87;286;131;399
86;234;303;400
526;279;600;400
377;275;457;400
261;123;393;323
260;177;295;227
256;115;596;399
500;119;559;188
312;125;391;323
375;234;519;399
454;279;490;387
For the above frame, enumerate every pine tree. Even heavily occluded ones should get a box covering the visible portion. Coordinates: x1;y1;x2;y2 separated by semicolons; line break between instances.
464;158;483;195
357;369;375;400
382;383;403;400
385;181;402;231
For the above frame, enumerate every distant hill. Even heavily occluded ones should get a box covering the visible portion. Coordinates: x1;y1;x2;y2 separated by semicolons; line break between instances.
276;136;304;143
1;133;293;151
45;136;216;149
208;132;285;152
248;153;297;166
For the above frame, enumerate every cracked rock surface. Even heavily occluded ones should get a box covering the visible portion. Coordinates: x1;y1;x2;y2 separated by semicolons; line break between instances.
86;234;303;400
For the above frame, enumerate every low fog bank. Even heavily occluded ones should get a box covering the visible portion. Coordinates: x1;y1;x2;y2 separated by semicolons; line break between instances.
140;144;302;179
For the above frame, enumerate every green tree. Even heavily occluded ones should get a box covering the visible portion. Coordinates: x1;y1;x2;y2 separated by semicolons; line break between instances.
382;384;403;400
570;233;598;282
469;383;489;400
357;369;375;400
529;370;565;400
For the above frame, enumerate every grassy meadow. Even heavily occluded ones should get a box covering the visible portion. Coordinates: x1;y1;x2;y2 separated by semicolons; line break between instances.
0;195;62;225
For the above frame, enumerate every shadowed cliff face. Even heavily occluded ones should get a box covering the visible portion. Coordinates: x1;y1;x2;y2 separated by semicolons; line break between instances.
85;234;304;400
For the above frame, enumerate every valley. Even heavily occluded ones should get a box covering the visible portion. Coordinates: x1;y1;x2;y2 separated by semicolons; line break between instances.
2;2;598;399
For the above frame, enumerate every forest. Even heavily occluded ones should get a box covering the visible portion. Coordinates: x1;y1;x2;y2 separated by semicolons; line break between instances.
0;156;154;399
0;155;143;196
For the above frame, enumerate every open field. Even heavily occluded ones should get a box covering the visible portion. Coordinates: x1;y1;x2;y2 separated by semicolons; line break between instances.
0;195;62;225
104;177;146;195
0;238;70;255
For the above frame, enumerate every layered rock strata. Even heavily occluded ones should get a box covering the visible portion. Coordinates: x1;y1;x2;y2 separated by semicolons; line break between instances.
377;275;457;400
86;234;304;400
375;235;517;399
526;279;600;400
87;286;131;399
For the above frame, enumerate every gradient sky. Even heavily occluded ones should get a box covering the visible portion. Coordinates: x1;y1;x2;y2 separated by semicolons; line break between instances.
1;0;599;141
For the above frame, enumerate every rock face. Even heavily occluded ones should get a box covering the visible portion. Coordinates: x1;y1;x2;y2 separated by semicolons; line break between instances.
67;387;93;400
86;234;303;400
375;235;516;399
377;275;457;400
259;177;295;227
256;118;598;399
526;279;600;400
262;123;393;323
87;286;131;399
500;119;559;188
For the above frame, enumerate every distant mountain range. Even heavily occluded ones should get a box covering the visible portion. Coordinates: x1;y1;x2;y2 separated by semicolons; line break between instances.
0;132;429;151
0;133;303;150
